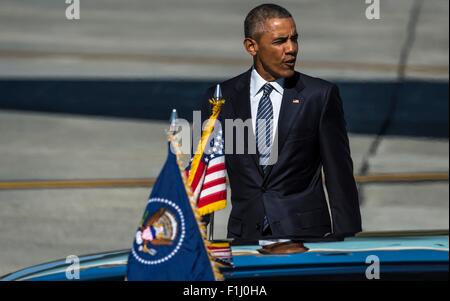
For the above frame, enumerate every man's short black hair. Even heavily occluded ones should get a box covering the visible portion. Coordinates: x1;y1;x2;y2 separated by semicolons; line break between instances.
244;3;293;39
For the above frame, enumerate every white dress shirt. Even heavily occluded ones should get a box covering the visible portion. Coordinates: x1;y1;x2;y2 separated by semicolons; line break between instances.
250;69;289;246
250;67;285;144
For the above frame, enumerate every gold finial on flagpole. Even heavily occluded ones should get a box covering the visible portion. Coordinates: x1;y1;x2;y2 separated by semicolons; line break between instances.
209;84;225;114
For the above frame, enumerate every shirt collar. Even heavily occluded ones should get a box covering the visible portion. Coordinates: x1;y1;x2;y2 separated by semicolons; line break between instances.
250;67;285;99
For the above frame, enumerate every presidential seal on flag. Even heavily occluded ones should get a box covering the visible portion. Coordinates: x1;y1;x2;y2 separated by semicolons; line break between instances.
131;197;186;265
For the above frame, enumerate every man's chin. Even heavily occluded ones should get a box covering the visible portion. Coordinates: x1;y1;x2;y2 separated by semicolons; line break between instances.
266;67;296;80
279;68;295;79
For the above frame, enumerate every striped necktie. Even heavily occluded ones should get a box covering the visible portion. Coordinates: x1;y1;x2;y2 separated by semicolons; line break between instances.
256;83;274;173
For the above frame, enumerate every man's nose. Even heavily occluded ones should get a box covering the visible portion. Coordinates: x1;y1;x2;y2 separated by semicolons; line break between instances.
285;40;298;55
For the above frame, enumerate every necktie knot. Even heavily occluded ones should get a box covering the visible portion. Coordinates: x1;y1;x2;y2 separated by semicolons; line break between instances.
262;83;274;96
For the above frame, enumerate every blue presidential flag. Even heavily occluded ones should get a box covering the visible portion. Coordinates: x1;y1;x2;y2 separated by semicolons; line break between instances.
126;143;216;281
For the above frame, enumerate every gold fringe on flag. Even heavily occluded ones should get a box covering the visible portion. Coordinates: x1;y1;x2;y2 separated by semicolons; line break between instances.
197;200;227;216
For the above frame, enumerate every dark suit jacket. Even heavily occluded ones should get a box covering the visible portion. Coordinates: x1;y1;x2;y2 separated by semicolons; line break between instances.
200;69;362;240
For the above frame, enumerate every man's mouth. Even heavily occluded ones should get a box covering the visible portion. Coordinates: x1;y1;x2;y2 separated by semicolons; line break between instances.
283;59;296;67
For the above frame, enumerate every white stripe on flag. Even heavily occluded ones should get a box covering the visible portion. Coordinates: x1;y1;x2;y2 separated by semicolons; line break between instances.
200;183;227;198
204;170;225;183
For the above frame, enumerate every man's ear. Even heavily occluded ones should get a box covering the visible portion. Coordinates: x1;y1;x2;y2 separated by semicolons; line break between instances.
243;38;258;56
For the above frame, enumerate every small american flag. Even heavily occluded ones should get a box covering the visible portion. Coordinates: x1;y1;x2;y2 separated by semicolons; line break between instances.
188;127;227;216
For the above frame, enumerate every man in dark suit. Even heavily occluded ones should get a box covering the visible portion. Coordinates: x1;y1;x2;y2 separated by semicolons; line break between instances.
200;4;362;241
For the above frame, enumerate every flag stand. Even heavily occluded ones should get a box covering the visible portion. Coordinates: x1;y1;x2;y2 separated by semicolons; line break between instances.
208;213;215;241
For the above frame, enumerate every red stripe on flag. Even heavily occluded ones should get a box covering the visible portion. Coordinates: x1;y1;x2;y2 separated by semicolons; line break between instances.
205;163;226;175
190;161;206;190
198;190;227;208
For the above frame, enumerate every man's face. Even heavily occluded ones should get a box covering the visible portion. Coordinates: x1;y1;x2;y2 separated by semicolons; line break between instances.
246;17;298;81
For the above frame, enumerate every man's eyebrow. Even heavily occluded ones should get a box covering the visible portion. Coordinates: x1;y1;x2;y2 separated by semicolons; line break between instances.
273;33;299;41
273;35;288;41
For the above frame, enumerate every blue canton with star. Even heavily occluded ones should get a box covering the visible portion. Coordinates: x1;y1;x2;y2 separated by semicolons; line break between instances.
203;129;224;163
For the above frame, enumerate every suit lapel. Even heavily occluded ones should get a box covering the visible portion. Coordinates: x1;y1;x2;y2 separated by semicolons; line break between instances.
263;73;305;181
231;69;264;176
277;76;305;151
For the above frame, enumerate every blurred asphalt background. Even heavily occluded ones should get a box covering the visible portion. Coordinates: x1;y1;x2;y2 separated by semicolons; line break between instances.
0;0;448;276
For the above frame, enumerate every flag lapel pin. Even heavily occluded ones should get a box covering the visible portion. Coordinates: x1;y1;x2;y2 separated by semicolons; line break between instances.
292;99;303;104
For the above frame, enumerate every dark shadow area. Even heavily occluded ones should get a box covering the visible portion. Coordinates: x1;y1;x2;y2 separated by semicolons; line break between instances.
0;79;448;138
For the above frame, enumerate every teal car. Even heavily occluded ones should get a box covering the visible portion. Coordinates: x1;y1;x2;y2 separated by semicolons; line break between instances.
1;231;448;281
